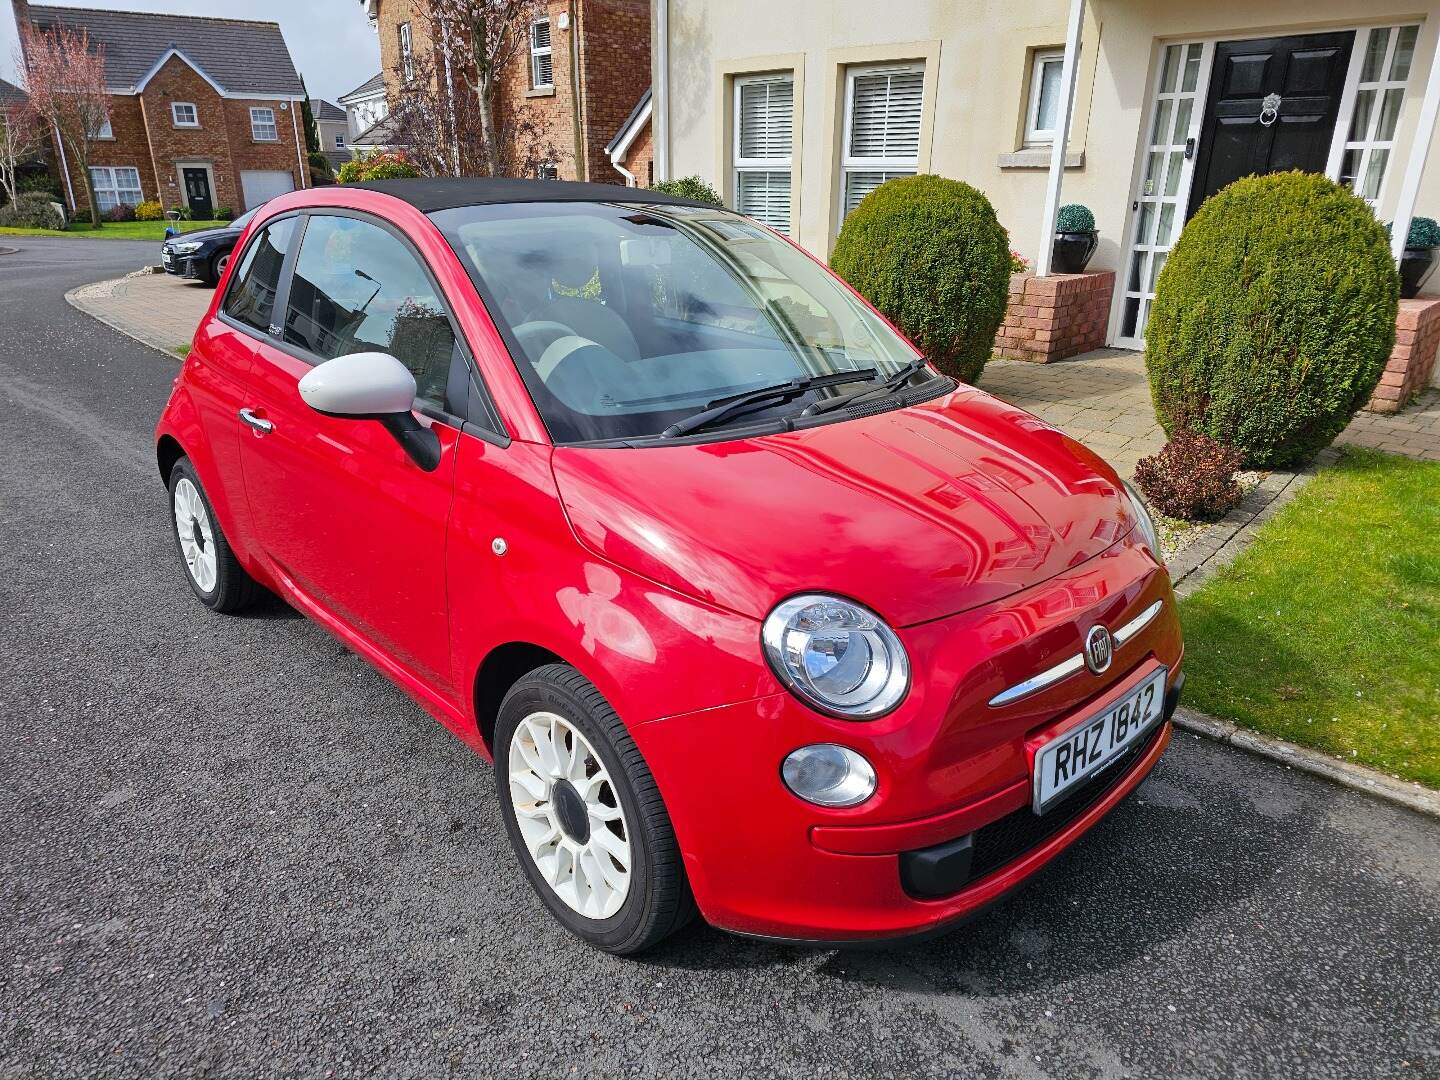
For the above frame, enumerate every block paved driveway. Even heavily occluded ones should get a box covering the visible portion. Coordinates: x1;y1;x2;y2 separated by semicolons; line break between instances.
981;349;1440;476
5;238;1438;1077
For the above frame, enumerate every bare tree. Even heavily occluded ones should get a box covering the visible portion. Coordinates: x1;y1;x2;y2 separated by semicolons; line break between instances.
22;23;110;228
413;0;543;177
0;93;44;207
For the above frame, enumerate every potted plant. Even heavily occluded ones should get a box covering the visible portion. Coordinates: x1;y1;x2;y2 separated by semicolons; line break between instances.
1395;216;1440;299
1052;203;1098;273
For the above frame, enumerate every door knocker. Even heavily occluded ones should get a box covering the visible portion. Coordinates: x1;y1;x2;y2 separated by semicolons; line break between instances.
1259;92;1282;127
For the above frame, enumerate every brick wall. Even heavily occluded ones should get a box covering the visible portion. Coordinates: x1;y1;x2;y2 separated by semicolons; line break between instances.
494;0;576;177
53;94;150;209
617;117;652;186
994;271;1114;364
139;57;238;212
577;0;649;184
221;97;306;210
1367;297;1440;412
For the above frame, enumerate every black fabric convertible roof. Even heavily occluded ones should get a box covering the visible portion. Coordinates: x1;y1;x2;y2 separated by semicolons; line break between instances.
350;178;714;212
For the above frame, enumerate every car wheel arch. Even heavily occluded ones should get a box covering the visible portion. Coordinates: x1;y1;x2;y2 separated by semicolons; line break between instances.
157;434;186;486
472;641;567;755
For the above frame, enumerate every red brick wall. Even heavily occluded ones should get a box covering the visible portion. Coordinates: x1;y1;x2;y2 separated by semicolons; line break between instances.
1368;297;1440;412
995;271;1115;363
577;0;649;184
139;57;238;212
617;117;652;185
494;0;575;177
53;94;151;208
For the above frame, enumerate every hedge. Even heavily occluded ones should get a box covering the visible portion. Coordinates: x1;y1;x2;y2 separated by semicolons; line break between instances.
830;174;1011;384
1145;171;1398;467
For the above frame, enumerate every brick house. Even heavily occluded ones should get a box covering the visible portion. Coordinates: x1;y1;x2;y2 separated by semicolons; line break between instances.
359;0;649;182
15;2;309;218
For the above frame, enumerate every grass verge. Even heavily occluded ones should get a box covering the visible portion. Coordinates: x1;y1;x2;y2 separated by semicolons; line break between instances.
1180;447;1440;788
0;220;228;241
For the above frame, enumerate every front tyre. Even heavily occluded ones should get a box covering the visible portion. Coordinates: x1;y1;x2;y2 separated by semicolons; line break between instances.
495;665;695;954
167;457;260;613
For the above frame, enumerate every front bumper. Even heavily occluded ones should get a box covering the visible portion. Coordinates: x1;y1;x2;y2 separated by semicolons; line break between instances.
630;539;1183;942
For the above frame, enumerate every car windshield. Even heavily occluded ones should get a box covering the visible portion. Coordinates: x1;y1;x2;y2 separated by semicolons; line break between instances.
430;201;927;444
231;206;260;232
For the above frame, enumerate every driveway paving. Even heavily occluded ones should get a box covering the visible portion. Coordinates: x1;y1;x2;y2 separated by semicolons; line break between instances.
2;237;1438;1079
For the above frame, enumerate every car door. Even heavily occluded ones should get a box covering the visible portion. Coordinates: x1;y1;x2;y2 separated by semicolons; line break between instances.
235;210;465;694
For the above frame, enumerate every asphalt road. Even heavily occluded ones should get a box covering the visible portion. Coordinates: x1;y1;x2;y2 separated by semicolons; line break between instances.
1;236;1438;1079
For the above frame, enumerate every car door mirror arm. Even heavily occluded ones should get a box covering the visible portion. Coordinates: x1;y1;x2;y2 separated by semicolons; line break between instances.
379;412;442;471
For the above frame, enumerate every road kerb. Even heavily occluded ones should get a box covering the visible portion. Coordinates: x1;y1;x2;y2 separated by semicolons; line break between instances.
1173;706;1440;818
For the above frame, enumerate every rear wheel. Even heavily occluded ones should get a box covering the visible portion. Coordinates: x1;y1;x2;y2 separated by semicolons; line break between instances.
167;457;260;613
495;665;695;954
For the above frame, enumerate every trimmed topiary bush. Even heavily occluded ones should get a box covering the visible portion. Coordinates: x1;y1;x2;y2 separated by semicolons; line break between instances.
1134;431;1244;521
1145;171;1398;468
1391;215;1440;249
649;175;723;206
830;174;1010;384
1056;203;1095;232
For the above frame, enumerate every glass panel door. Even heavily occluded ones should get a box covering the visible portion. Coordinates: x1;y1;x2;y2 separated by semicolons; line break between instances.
1116;41;1211;348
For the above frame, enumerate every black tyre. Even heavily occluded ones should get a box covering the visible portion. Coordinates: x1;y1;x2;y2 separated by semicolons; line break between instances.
167;457;261;613
495;664;695;954
204;251;228;287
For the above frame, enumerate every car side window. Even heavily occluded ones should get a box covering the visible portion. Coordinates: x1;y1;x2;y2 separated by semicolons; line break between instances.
224;217;297;334
282;214;457;407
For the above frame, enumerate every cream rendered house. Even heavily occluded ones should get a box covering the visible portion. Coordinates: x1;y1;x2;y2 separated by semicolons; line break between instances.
652;0;1440;349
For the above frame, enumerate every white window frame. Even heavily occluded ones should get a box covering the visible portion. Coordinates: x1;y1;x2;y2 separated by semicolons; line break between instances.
89;166;143;212
91;114;113;140
529;18;554;89
535;161;558;180
733;73;794;234
838;61;925;233
171;101;199;128
335;132;346;148
1326;24;1420;208
1025;50;1065;145
249;107;279;142
399;22;415;82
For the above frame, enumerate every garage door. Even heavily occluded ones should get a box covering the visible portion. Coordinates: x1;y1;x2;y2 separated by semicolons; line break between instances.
240;170;295;210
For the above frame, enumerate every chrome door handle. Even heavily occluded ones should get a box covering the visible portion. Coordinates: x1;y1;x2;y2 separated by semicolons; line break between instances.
238;407;274;435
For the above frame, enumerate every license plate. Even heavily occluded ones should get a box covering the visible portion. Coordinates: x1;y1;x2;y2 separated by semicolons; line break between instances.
1032;667;1167;814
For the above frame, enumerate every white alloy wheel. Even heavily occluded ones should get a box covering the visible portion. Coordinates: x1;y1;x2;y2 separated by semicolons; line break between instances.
217;253;230;276
507;710;632;920
173;477;217;593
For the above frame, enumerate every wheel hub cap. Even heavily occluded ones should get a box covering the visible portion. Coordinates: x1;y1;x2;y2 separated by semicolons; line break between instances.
550;779;590;844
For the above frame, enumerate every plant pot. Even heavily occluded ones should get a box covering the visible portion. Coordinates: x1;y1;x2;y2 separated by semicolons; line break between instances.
1399;245;1437;299
1052;230;1098;274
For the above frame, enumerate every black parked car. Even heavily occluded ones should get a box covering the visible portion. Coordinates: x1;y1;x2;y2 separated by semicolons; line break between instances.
160;206;261;287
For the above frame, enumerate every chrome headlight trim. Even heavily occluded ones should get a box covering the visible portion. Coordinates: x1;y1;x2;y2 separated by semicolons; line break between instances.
761;593;910;720
1123;480;1159;556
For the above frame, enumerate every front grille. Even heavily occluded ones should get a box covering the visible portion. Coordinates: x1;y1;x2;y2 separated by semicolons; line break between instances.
968;723;1163;883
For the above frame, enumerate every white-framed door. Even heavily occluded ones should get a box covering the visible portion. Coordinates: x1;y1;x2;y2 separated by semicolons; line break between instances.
1111;22;1423;350
1112;40;1213;349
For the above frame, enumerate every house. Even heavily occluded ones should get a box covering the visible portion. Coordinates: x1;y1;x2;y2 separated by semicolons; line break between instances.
0;75;24;107
14;1;308;217
652;0;1440;385
359;0;650;181
337;71;388;142
310;97;352;170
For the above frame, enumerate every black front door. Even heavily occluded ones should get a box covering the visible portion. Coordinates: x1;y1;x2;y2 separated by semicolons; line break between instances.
1187;32;1354;217
182;168;213;220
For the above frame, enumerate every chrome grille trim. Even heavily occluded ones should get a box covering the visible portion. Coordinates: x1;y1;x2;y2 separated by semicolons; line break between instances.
987;599;1165;708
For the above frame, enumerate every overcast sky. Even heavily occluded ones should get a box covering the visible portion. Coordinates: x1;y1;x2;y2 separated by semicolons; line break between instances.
1;0;381;103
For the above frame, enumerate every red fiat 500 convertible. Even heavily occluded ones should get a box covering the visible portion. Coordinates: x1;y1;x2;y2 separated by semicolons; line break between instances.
155;179;1183;954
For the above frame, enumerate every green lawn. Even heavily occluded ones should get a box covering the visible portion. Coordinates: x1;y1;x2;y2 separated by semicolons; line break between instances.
0;219;228;241
1180;448;1440;788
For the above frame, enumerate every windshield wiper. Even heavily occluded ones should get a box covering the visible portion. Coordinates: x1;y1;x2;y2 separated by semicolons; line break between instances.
658;368;877;439
798;358;932;417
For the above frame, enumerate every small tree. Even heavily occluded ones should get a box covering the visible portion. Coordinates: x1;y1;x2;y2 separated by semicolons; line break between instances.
414;0;544;177
0;96;43;207
22;23;109;229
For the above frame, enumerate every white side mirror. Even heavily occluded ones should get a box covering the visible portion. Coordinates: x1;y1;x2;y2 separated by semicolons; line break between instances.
298;351;415;417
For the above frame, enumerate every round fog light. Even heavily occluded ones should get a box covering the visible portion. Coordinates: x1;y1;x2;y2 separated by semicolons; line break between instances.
781;744;877;808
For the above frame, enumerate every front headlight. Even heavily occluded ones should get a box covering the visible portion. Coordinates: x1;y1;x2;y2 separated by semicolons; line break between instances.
761;594;909;719
1123;480;1159;556
172;241;202;254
